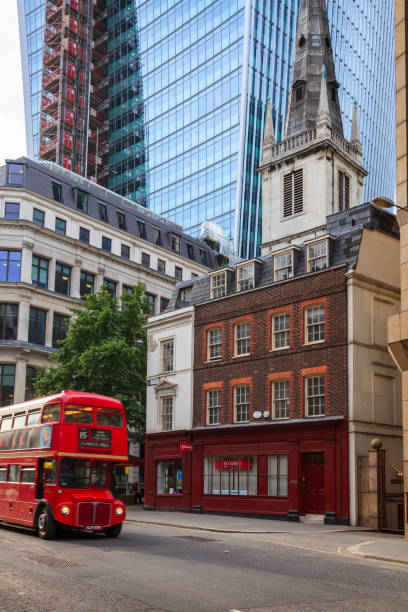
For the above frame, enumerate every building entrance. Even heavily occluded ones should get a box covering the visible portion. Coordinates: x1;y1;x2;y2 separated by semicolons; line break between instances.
301;453;325;514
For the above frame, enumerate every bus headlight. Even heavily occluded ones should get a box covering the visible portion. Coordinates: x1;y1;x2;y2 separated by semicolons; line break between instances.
114;506;124;516
60;505;71;515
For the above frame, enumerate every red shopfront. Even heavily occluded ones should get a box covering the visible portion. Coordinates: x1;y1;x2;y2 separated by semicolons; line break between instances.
145;418;349;524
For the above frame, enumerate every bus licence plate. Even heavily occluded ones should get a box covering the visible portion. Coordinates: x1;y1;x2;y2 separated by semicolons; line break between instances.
85;525;102;530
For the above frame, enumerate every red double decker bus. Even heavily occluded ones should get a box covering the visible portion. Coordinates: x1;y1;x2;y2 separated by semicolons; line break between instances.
0;390;128;539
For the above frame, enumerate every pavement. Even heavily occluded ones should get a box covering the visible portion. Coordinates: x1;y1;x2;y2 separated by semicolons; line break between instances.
125;503;408;567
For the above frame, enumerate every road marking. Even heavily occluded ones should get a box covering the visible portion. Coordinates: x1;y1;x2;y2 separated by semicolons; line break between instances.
346;541;376;557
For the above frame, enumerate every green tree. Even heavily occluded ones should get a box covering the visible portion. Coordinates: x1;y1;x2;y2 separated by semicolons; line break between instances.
34;284;150;435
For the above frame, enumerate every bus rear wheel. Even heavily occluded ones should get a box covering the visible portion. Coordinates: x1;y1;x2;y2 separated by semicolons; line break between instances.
105;523;122;538
37;507;56;540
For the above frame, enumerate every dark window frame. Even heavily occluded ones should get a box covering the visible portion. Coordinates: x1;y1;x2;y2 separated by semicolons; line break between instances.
33;208;45;227
102;236;111;252
31;255;49;289
4;202;20;220
79;227;90;243
55;263;71;296
52;182;63;203
28;307;46;345
55;217;67;235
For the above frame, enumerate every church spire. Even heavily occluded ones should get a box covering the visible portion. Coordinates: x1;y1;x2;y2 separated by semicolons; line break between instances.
264;97;275;144
351;98;362;151
285;0;343;138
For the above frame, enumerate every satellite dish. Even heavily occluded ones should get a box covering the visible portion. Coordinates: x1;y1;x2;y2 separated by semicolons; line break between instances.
253;411;262;419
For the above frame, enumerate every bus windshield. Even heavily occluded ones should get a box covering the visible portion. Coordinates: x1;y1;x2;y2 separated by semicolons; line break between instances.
59;458;109;489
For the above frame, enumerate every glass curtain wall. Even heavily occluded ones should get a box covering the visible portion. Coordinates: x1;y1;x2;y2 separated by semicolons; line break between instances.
18;0;45;159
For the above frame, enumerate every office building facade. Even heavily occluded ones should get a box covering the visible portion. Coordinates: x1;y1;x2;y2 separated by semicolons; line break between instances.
19;0;396;258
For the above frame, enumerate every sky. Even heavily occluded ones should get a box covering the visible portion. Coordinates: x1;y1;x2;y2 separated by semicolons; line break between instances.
0;1;27;166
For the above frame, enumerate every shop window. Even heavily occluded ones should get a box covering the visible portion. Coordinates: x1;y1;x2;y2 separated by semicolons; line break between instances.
5;202;20;219
268;455;288;496
272;313;290;349
207;389;221;425
0;250;21;282
207;328;222;360
272;380;290;419
160;396;173;431
32;255;49;289
210;271;226;299
0;303;18;340
274;250;294;281
305;305;325;343
203;456;257;495
161;339;174;372
236;263;254;292
0;364;15;406
234;385;250;422
234;322;250;356
157;460;182;494
307;240;328;272
305;375;325;417
33;208;45;227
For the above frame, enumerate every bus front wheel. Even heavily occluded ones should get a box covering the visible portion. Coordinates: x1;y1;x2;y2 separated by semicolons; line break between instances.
37;507;56;540
105;523;122;538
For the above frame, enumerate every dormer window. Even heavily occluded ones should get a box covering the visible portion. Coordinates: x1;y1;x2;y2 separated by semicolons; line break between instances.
338;170;350;211
75;189;88;213
306;239;330;273
236;263;254;292
171;234;180;253
274;249;295;281
283;169;303;217
180;287;192;303
210;271;226;299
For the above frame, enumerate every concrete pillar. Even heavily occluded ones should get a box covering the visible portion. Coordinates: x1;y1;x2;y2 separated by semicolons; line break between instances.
48;257;56;292
14;357;28;404
71;257;82;299
21;241;33;284
45;307;54;348
17;299;30;342
96;266;105;292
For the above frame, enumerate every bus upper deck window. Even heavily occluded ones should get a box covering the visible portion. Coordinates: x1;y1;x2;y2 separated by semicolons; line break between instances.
64;405;93;424
41;404;60;424
0;417;12;431
27;411;41;426
96;409;123;427
13;413;26;429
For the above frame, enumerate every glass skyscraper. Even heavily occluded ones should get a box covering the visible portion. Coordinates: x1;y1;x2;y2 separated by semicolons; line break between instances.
19;0;396;258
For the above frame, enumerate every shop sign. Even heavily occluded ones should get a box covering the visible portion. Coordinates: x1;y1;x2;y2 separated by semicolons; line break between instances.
215;459;252;470
179;442;193;452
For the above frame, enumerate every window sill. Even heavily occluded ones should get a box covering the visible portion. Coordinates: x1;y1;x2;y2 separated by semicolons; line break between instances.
205;358;223;363
305;413;325;418
303;340;325;346
269;346;290;352
232;354;250;359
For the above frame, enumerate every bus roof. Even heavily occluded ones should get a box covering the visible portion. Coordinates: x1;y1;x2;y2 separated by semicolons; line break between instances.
0;390;124;414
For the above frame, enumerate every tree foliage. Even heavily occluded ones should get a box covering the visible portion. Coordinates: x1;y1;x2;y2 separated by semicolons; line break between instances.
34;284;150;436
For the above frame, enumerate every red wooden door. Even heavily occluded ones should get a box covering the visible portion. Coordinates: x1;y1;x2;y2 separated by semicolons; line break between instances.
301;453;325;514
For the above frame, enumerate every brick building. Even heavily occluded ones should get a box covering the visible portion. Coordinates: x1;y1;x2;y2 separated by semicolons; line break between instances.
145;0;401;525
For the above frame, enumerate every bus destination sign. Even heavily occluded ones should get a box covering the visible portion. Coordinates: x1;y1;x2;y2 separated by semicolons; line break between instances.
78;428;112;449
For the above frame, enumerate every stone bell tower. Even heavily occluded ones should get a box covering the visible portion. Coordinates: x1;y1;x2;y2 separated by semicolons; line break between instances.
259;0;367;254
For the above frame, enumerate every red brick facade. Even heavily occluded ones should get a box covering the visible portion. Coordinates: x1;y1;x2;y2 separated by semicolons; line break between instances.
193;266;348;427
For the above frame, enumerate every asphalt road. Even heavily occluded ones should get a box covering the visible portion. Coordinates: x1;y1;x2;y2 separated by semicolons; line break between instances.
0;520;407;612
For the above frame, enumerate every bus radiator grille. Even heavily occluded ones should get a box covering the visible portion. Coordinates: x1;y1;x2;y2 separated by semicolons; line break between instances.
77;502;111;527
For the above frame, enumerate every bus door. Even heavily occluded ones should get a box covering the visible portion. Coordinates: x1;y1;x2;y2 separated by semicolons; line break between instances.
18;465;36;524
39;458;58;503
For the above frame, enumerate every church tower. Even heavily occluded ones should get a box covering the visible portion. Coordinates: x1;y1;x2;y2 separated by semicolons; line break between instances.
259;0;367;254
